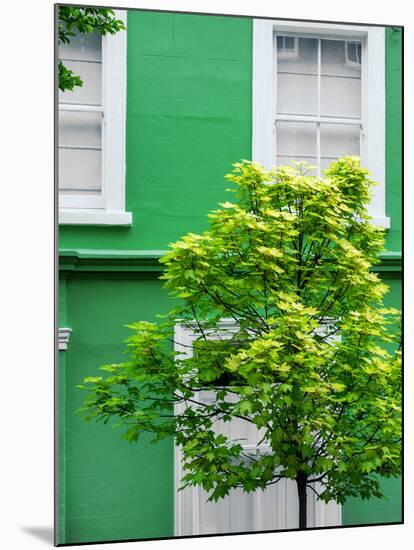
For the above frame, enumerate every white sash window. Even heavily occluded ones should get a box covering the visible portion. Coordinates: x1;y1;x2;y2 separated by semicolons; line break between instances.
275;36;362;175
58;10;131;225
253;20;389;228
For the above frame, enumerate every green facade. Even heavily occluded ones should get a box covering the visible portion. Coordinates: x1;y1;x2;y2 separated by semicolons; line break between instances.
58;11;402;545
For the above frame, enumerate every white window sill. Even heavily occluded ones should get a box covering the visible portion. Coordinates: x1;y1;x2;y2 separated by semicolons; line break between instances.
59;209;132;226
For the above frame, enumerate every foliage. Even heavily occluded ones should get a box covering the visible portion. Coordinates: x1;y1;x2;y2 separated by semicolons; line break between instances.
58;7;126;92
79;157;401;526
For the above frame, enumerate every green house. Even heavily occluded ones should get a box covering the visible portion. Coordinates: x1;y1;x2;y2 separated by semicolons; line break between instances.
57;8;402;545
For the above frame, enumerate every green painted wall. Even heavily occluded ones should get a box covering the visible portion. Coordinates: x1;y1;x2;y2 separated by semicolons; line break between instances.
59;11;253;251
342;273;402;525
59;273;173;544
385;27;403;255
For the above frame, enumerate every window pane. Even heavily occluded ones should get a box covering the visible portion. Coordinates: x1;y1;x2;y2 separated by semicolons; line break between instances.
320;39;361;118
59;29;102;62
277;37;318;74
277;74;318;116
321;157;339;172
58;29;103;199
59;111;102;148
321;39;361;77
59;60;102;105
320;124;360;157
321;76;361;118
276;121;317;156
277;37;318;116
277;156;318;176
59;148;102;194
345;42;362;68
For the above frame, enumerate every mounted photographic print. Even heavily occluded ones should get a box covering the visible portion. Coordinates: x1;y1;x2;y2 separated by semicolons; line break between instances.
56;3;403;545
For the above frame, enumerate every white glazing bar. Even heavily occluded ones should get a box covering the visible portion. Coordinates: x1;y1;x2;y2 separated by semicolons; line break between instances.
317;39;321;117
317;123;321;177
275;114;362;125
279;153;320;159
317;39;321;177
58;145;102;151
278;70;360;79
59;103;103;113
273;33;278;167
59;57;102;64
241;443;271;452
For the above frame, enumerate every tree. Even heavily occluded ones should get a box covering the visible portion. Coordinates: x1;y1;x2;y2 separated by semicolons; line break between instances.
79;158;401;529
58;7;126;92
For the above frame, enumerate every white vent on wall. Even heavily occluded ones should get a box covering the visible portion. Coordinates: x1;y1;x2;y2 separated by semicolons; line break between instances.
58;327;72;351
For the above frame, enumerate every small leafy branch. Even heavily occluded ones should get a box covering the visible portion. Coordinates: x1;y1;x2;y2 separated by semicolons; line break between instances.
58;7;126;92
79;158;401;529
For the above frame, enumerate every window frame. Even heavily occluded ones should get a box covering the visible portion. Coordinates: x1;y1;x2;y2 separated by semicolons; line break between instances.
58;9;131;226
252;20;389;228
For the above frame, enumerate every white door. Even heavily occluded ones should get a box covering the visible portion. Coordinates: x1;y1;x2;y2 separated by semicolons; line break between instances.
174;322;341;536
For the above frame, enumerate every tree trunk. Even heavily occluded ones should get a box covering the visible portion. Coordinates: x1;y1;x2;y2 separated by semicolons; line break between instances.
296;473;307;529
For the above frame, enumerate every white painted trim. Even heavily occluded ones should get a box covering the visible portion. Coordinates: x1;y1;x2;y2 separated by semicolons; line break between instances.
102;9;127;214
59;209;132;225
58;327;72;351
59;10;130;225
260;20;369;39
252;20;390;228
174;319;341;535
252;20;275;169
363;27;388;227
